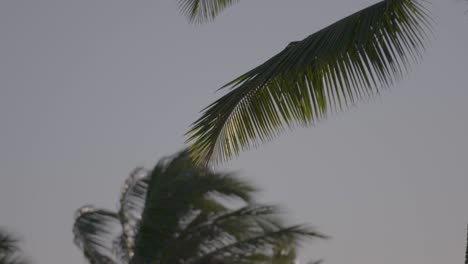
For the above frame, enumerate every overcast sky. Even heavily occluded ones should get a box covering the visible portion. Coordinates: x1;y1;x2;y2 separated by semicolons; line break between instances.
1;0;468;263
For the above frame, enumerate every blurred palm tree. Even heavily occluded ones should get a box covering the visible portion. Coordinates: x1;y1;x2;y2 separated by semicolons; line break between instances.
0;229;29;264
73;151;324;264
180;0;432;166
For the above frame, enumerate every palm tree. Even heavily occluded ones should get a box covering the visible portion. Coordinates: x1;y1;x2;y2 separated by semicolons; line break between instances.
73;151;325;264
0;229;29;264
180;0;432;166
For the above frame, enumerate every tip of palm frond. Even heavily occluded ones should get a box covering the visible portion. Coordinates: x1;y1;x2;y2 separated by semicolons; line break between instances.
176;0;240;24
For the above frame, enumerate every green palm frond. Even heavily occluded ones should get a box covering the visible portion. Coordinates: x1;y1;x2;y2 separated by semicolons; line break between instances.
73;207;119;264
162;204;323;264
177;0;239;24
186;0;432;166
115;167;149;262
162;205;280;261
191;225;325;264
132;151;256;263
175;205;324;264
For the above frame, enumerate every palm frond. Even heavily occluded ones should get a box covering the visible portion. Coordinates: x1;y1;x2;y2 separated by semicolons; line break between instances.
114;167;149;261
186;0;432;166
191;225;325;264
177;0;239;24
161;205;280;260
131;151;256;263
160;204;322;264
73;207;119;264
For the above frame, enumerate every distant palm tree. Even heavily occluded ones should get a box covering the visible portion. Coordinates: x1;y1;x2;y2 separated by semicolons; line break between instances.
73;151;324;264
0;229;29;264
180;0;432;166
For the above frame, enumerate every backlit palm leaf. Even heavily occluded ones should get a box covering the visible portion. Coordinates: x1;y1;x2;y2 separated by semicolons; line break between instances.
73;207;119;264
186;0;432;166
115;167;149;262
131;151;257;263
177;0;239;24
190;225;324;264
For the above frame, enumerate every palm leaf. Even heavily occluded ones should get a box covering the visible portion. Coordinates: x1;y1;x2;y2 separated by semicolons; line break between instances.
114;167;149;262
186;0;432;166
177;0;239;24
131;151;256;263
72;207;119;264
191;225;325;264
161;205;280;262
163;204;324;264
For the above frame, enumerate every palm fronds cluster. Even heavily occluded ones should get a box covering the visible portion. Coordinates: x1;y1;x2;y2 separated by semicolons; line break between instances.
73;151;324;264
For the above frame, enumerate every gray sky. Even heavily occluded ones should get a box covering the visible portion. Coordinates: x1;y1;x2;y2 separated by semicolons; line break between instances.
1;0;468;263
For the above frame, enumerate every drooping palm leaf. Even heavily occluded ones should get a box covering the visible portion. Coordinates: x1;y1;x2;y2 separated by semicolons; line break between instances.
131;151;257;263
114;167;149;262
186;0;432;166
177;0;239;24
73;207;119;264
161;204;280;262
190;225;325;264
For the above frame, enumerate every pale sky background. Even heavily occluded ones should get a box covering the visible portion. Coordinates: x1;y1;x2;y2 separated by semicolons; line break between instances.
1;0;468;263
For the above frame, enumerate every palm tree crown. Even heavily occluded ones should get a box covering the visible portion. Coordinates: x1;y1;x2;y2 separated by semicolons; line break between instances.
73;151;324;264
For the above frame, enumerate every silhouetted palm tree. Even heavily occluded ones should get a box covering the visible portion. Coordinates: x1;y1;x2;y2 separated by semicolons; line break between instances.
180;0;432;166
0;229;29;264
73;151;324;264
